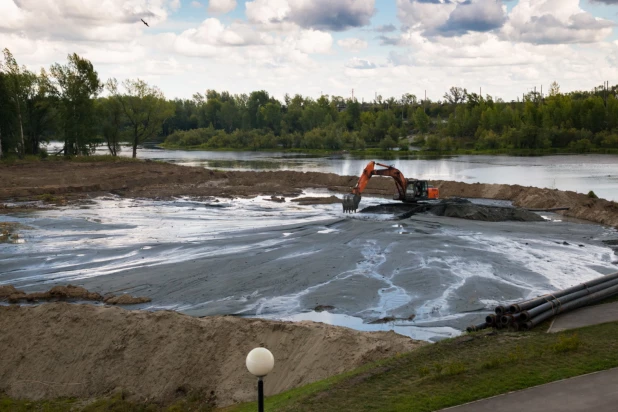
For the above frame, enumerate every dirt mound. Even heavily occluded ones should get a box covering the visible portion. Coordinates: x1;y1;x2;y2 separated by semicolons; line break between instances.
291;196;342;205
0;303;422;407
360;200;544;222
431;203;545;222
433;181;618;228
0;284;149;305
0;161;359;201
0;285;21;299
103;295;152;305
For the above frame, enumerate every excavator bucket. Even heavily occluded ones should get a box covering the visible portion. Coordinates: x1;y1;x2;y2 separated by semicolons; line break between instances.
342;194;361;213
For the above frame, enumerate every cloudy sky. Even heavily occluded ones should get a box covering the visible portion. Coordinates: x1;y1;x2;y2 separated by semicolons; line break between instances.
2;0;618;102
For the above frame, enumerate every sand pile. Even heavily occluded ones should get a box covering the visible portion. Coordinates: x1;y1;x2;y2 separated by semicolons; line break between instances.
0;303;422;407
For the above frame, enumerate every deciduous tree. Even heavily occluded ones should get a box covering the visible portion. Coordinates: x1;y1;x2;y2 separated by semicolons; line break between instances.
110;78;174;158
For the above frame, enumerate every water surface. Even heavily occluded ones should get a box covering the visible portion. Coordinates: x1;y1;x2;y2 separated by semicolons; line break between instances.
47;142;618;201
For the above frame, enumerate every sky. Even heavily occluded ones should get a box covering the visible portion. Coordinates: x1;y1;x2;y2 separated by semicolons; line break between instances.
1;0;618;103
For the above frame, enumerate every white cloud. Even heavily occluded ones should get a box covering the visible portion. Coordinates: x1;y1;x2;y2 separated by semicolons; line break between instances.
296;30;333;54
246;0;375;31
208;0;237;14
191;1;203;8
502;0;614;44
396;0;457;32
337;38;368;52
2;0;178;42
245;0;292;29
2;0;618;105
168;18;272;52
345;57;377;69
440;0;506;36
144;58;187;75
287;0;375;31
396;0;507;37
396;0;614;44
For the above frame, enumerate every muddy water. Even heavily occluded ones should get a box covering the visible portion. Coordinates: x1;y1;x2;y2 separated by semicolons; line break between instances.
2;192;617;342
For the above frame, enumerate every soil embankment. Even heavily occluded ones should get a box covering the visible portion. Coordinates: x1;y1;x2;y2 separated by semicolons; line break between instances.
1;160;618;227
0;303;422;407
0;284;150;305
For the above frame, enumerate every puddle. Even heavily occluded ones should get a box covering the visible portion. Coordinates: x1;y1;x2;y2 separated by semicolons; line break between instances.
257;311;462;342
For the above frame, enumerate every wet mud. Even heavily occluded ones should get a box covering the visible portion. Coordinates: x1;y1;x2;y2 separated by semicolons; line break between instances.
291;196;342;205
360;199;545;222
4;204;615;339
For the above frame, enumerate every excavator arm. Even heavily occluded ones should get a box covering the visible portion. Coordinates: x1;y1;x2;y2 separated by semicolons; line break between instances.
343;161;408;213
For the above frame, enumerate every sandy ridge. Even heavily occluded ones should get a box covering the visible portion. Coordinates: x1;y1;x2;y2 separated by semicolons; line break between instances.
0;303;422;407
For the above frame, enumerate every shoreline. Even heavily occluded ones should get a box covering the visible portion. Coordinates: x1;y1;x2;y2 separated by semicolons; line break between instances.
2;159;618;229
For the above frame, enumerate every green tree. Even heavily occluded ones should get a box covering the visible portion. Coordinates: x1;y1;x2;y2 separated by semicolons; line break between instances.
549;81;561;97
50;53;102;155
23;68;58;154
414;107;430;133
109;78;175;158
98;81;126;156
220;101;238;132
260;101;283;134
1;48;31;157
379;136;397;151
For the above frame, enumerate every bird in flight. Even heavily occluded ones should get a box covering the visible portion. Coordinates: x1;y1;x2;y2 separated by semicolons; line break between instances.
141;18;149;27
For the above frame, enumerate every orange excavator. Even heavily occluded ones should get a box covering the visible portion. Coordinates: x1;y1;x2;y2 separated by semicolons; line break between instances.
342;161;439;213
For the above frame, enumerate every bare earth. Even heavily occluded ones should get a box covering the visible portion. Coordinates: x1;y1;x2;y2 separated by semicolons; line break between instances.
0;303;422;407
1;160;617;228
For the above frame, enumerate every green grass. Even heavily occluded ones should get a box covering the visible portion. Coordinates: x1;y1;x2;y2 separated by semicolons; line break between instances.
226;321;618;412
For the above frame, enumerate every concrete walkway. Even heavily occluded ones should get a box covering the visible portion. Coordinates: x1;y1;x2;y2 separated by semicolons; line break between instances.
440;367;618;412
548;301;618;333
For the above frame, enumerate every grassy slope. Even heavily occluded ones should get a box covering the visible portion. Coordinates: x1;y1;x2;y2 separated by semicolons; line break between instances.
228;320;618;412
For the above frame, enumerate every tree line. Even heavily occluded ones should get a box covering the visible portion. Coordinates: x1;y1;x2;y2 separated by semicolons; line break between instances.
0;48;173;159
1;47;617;159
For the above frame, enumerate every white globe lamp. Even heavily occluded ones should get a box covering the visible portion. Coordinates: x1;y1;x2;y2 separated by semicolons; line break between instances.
246;347;275;412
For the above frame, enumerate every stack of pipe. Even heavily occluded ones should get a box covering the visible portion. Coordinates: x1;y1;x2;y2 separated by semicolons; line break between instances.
467;272;618;333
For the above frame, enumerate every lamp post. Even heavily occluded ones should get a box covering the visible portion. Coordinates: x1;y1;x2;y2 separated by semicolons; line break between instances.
246;347;275;412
